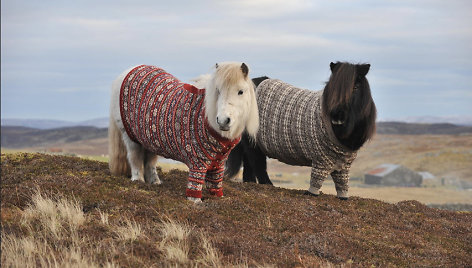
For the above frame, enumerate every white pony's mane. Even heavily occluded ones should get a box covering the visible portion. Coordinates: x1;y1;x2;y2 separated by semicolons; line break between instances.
193;62;259;141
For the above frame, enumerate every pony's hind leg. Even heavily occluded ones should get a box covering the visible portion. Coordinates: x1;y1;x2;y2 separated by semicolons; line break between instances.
144;151;162;185
252;146;273;185
122;135;145;182
241;141;273;185
242;154;256;183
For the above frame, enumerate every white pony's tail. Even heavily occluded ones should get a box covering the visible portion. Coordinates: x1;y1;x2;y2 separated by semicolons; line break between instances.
108;117;130;176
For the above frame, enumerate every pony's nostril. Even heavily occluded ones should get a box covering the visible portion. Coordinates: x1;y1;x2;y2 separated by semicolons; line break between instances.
217;116;230;127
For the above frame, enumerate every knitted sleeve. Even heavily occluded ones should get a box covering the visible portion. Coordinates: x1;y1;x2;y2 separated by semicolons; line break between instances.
330;169;350;197
186;169;207;199
206;168;225;197
309;162;332;190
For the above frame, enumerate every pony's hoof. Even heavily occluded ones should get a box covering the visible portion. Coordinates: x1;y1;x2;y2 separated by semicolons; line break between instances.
304;191;319;197
131;176;145;183
337;196;349;201
187;197;202;203
145;171;161;185
151;178;162;185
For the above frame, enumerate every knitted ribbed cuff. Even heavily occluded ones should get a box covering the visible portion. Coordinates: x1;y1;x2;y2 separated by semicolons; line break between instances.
186;189;203;199
187;176;204;199
208;188;223;197
307;185;320;195
332;175;349;196
309;174;325;190
336;190;348;199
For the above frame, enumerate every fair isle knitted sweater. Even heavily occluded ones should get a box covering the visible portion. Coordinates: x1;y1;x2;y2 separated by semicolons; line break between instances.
256;79;357;196
120;65;240;198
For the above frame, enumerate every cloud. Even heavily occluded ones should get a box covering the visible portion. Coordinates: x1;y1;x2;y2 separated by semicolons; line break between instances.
1;0;471;120
216;0;315;18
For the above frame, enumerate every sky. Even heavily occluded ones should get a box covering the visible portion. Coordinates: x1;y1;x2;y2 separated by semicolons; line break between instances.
1;0;471;121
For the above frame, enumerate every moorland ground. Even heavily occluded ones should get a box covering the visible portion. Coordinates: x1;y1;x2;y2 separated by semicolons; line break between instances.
4;133;470;205
1;152;471;267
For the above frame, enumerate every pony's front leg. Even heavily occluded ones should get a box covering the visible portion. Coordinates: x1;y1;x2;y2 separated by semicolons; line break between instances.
206;169;224;197
186;169;206;202
331;170;349;200
305;164;329;196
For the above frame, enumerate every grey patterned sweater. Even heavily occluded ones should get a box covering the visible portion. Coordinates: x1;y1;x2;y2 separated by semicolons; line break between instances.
256;79;357;197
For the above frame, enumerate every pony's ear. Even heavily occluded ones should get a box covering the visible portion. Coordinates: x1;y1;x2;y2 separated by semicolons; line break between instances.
357;64;370;77
245;84;259;140
241;63;249;78
215;63;219;69
330;62;340;73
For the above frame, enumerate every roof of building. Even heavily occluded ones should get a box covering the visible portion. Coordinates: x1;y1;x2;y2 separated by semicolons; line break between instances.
366;164;400;176
418;171;435;179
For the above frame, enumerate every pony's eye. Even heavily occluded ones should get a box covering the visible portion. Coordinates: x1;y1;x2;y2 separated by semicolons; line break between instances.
238;90;244;95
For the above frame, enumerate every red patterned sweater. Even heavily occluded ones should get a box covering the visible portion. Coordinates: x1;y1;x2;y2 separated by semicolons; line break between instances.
120;65;240;198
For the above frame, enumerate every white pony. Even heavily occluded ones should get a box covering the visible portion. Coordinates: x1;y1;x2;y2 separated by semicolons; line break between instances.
109;62;259;202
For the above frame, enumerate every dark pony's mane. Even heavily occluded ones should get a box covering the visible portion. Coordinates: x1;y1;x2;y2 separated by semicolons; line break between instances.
322;62;377;151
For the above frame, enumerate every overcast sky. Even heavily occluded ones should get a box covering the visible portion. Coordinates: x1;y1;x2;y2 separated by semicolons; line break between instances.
2;0;471;121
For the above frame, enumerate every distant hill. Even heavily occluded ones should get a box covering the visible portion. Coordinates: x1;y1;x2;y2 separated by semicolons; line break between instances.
4;114;472;129
4;117;472;132
1;117;109;129
1;126;107;148
2;121;472;149
381;116;472;126
376;121;472;135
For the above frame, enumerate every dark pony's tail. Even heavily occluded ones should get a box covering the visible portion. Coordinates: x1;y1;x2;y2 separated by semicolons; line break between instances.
225;141;243;179
252;76;270;87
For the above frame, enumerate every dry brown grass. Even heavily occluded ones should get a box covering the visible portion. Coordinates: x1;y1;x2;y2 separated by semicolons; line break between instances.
1;190;249;267
2;191;111;268
97;209;109;225
114;218;143;241
317;183;472;204
351;134;472;180
2;153;471;266
263;134;472;182
251;134;472;204
158;218;192;264
4;133;471;181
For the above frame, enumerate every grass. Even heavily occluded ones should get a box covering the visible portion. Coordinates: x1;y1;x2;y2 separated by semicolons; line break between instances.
80;150;472;205
232;166;472;205
4;137;471;206
351;134;472;180
316;183;472;204
115;218;143;241
1;189;247;267
2;191;110;268
2;152;472;266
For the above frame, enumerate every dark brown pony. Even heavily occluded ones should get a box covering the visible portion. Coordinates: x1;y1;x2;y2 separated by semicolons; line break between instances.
226;62;377;199
324;62;376;151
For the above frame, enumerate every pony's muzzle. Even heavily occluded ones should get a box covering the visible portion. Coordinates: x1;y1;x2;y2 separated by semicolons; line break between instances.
216;116;231;131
